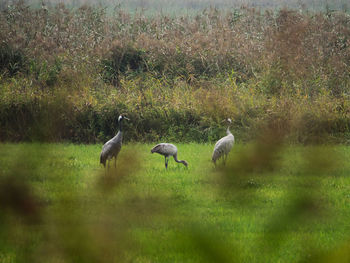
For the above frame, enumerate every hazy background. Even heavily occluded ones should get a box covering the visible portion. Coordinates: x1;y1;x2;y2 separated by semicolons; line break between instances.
1;0;349;14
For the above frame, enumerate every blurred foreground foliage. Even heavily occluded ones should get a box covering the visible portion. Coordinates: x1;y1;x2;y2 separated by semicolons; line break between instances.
1;133;350;262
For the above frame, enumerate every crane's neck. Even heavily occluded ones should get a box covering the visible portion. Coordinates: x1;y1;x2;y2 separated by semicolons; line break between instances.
173;154;187;166
226;126;232;135
112;120;123;139
118;119;123;132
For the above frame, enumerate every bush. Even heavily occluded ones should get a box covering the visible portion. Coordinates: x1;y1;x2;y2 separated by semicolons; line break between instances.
28;58;62;88
0;75;349;144
0;44;27;76
101;45;146;86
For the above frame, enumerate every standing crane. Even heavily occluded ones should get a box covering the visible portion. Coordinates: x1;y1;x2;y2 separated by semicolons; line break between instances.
151;143;188;169
212;118;235;166
100;114;129;169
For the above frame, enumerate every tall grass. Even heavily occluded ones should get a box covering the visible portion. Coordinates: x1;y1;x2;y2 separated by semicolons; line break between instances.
0;2;350;143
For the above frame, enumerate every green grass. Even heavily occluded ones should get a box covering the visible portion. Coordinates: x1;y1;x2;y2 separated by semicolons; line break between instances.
1;143;350;262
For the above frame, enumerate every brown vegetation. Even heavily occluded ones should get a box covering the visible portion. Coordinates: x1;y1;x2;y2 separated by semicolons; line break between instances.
0;2;349;143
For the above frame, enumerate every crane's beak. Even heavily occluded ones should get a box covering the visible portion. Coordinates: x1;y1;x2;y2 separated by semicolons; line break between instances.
124;117;130;121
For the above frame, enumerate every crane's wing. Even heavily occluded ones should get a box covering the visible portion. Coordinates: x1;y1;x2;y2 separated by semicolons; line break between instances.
212;135;234;162
212;138;225;162
151;143;177;156
100;141;111;165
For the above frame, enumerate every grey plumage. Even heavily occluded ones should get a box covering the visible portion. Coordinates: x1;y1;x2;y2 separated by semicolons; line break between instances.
100;115;129;168
212;118;234;165
151;143;188;169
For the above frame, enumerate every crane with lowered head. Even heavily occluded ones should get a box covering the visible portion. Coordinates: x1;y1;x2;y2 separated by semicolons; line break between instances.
151;143;188;169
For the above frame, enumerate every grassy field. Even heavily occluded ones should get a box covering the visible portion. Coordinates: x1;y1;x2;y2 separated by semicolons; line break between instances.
1;142;350;262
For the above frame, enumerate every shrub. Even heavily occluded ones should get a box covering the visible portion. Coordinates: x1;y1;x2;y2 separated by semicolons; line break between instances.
101;45;146;86
0;44;27;76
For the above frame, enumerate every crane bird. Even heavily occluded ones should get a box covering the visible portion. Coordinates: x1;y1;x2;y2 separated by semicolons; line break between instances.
151;143;188;169
100;114;129;169
212;118;234;166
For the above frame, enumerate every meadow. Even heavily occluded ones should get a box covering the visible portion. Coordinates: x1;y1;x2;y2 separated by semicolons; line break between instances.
1;142;350;262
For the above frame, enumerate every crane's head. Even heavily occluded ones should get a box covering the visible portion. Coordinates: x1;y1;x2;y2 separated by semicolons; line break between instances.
221;118;232;124
182;160;188;167
118;114;130;122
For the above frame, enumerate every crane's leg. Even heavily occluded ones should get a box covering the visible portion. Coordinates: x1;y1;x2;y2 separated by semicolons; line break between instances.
165;156;169;169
